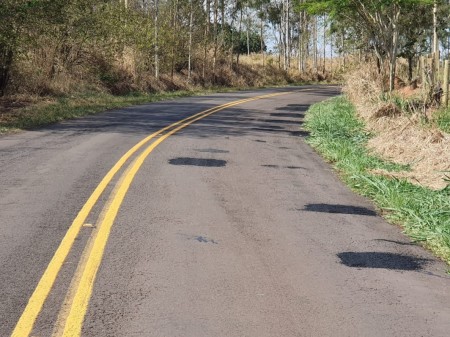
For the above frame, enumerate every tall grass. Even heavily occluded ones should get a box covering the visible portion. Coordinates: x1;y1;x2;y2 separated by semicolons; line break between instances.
305;96;450;265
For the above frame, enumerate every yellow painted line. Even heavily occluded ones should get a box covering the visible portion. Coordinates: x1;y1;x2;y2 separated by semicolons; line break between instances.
51;167;132;337
59;91;289;337
10;90;291;337
10;95;265;337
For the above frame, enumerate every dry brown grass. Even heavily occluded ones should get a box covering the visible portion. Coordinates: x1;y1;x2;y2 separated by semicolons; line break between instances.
344;63;450;190
2;50;334;130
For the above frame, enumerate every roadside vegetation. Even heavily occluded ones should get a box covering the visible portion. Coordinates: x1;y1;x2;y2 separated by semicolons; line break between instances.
300;1;450;265
305;97;450;265
0;91;197;133
0;1;339;132
436;109;450;133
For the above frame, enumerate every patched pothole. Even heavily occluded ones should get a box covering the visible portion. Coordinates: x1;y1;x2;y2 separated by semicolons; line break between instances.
169;157;227;167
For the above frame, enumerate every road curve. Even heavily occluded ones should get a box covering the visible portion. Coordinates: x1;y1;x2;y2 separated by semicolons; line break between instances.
1;86;449;337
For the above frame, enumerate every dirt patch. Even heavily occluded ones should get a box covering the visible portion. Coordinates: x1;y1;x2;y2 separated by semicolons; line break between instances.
373;103;402;118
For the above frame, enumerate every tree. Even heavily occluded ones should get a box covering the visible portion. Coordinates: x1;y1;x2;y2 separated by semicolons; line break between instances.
0;0;41;95
301;0;435;91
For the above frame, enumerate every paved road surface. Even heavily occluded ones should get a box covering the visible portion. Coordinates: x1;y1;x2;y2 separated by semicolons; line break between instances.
1;86;449;337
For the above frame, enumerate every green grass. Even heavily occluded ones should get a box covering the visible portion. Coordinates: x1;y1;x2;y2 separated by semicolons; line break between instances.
436;109;450;133
304;96;450;265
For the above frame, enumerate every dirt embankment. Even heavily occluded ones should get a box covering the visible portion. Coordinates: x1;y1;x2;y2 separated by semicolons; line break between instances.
344;67;450;190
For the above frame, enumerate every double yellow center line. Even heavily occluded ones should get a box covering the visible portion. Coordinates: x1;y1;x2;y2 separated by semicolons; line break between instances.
11;91;291;337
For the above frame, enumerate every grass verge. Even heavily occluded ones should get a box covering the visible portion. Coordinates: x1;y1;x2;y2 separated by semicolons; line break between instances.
436;109;450;133
304;96;450;265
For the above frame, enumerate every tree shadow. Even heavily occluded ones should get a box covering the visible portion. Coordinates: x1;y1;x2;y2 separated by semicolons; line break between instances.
34;86;337;141
275;104;311;112
270;112;305;118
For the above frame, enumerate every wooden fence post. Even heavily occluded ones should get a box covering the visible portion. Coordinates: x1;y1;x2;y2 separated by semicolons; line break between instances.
420;56;426;88
442;60;449;108
435;50;440;76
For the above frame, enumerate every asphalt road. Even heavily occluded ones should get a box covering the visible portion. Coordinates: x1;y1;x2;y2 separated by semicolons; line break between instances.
1;86;449;337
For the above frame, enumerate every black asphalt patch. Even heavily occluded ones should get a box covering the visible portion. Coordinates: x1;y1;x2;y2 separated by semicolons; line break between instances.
169;157;227;167
337;252;429;271
303;203;377;216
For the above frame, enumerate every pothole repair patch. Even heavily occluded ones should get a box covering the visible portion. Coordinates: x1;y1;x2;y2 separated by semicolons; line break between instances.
169;157;227;167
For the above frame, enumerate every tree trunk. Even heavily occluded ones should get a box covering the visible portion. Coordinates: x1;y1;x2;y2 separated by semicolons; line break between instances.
286;0;290;69
170;0;178;80
188;0;193;81
220;0;225;54
230;0;237;68
298;13;301;72
341;30;346;68
278;27;282;69
323;15;326;73
246;13;250;56
313;16;318;73
433;0;439;73
330;33;333;74
388;10;400;92
213;0;218;79
282;0;290;70
0;47;13;96
203;0;210;79
260;15;265;68
154;0;159;79
237;7;243;66
433;0;439;53
408;55;413;83
301;10;308;72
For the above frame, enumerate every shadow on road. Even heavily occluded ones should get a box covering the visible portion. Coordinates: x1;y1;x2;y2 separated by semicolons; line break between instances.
35;86;339;140
337;252;430;271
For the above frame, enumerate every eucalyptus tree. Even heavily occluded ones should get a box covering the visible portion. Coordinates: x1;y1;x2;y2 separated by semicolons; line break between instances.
301;0;435;91
250;0;270;66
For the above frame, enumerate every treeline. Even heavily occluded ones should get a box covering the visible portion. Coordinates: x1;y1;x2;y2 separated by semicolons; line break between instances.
4;0;374;98
0;0;263;96
3;1;447;98
301;0;450;92
0;0;326;97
